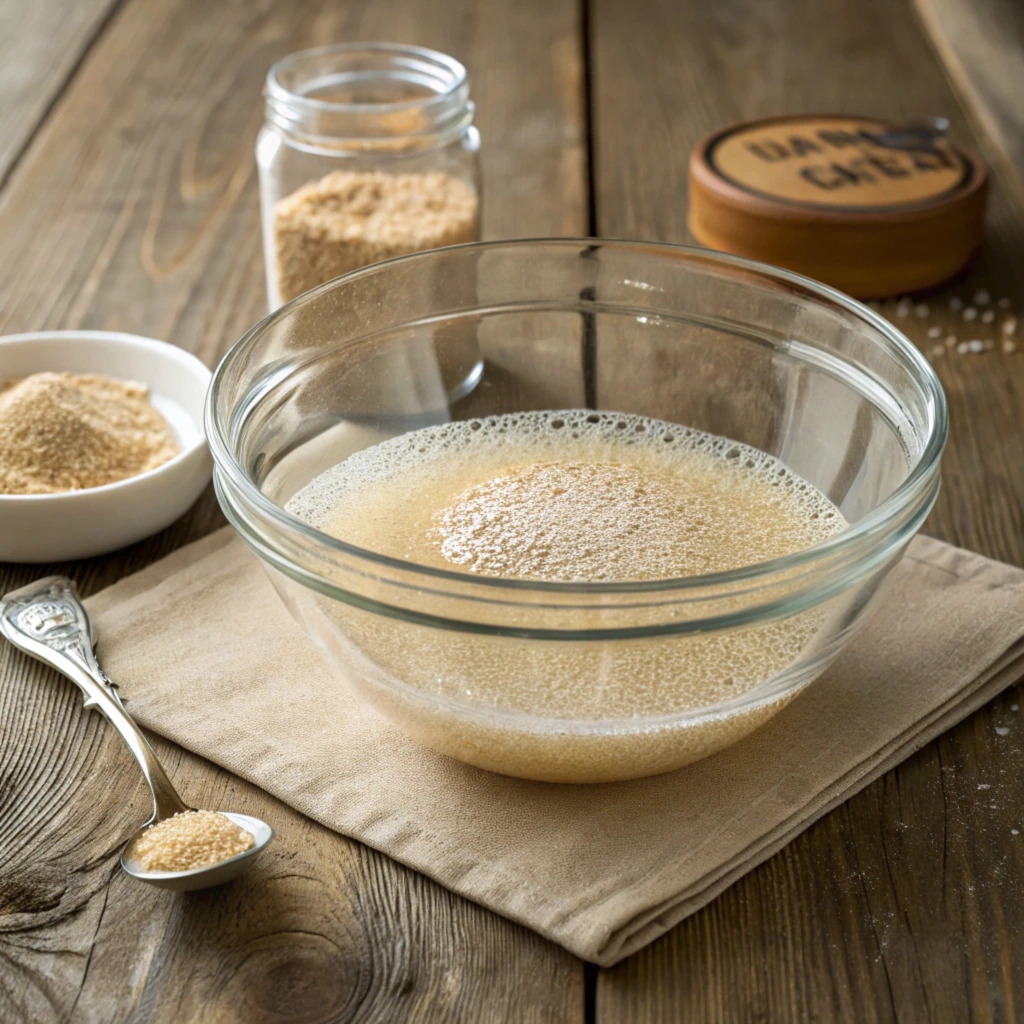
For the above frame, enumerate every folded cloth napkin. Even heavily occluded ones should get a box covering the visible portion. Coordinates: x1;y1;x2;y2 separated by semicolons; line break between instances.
85;528;1024;965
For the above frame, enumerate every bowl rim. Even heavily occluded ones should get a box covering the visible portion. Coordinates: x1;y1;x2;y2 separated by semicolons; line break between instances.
0;330;211;503
207;237;948;597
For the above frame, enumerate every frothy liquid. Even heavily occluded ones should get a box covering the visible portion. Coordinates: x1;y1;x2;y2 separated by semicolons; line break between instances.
286;411;847;782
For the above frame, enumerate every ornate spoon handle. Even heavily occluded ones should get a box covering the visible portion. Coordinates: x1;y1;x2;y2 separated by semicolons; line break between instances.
0;576;189;822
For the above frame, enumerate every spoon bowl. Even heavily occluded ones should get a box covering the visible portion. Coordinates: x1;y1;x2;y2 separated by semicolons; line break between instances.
121;812;274;891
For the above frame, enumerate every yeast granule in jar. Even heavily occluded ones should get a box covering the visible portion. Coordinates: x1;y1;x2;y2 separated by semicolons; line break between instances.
133;810;255;873
274;169;479;303
258;44;481;309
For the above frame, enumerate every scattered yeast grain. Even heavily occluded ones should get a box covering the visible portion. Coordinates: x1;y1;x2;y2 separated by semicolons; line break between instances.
133;810;254;872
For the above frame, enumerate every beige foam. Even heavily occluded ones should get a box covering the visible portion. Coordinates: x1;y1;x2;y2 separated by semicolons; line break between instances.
286;410;847;781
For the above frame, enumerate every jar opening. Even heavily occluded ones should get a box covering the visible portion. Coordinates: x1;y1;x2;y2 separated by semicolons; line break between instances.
265;43;472;149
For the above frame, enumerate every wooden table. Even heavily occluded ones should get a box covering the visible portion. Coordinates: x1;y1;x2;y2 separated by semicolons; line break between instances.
2;0;1023;1020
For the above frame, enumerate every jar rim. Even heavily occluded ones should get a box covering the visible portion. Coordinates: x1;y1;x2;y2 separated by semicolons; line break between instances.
266;41;468;116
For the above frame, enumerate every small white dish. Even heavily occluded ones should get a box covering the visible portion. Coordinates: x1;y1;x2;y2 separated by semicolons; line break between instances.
0;331;212;562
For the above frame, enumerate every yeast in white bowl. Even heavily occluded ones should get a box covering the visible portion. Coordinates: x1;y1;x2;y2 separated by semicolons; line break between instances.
0;331;212;562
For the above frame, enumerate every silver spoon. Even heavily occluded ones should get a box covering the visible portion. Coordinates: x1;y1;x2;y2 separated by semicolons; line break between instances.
0;576;272;891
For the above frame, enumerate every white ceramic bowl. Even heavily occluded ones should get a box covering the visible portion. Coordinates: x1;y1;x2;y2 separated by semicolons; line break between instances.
0;331;212;562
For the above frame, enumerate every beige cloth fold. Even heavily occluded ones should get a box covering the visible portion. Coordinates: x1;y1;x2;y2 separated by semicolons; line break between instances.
85;529;1024;965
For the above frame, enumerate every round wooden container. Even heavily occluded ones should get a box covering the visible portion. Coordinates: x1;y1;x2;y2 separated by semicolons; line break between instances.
688;114;988;298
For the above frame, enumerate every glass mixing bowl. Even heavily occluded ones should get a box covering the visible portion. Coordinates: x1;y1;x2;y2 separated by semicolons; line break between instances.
207;239;946;783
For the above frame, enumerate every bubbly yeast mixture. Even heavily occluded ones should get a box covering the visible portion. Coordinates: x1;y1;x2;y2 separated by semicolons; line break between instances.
285;410;847;782
289;409;843;581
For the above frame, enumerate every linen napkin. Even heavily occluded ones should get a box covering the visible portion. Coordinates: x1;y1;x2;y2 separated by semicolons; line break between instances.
84;528;1024;966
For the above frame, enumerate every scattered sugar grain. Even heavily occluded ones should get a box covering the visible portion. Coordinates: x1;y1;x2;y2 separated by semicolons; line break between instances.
896;298;912;317
957;342;970;354
1012;704;1019;712
133;810;254;873
1004;341;1018;354
1003;318;1017;335
982;309;995;324
949;297;964;311
968;339;984;353
1014;829;1020;835
998;297;1011;309
996;726;1010;736
963;307;978;321
978;783;991;790
945;334;957;348
974;290;991;306
927;326;942;339
929;345;944;357
914;303;929;318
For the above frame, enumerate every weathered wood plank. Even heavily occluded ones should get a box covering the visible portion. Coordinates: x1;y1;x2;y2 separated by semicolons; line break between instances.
914;0;1024;212
590;0;1024;1018
1;690;582;1023
0;0;587;1019
0;0;122;187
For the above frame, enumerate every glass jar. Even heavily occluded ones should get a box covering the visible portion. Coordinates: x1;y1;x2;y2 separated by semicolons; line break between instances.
257;43;482;310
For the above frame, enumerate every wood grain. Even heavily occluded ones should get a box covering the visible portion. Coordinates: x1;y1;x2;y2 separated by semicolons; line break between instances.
1;697;580;1024
0;0;587;1020
0;0;122;187
590;0;1024;1019
914;0;1024;211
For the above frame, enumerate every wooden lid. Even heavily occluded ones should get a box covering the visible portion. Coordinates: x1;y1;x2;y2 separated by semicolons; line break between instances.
688;114;988;298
